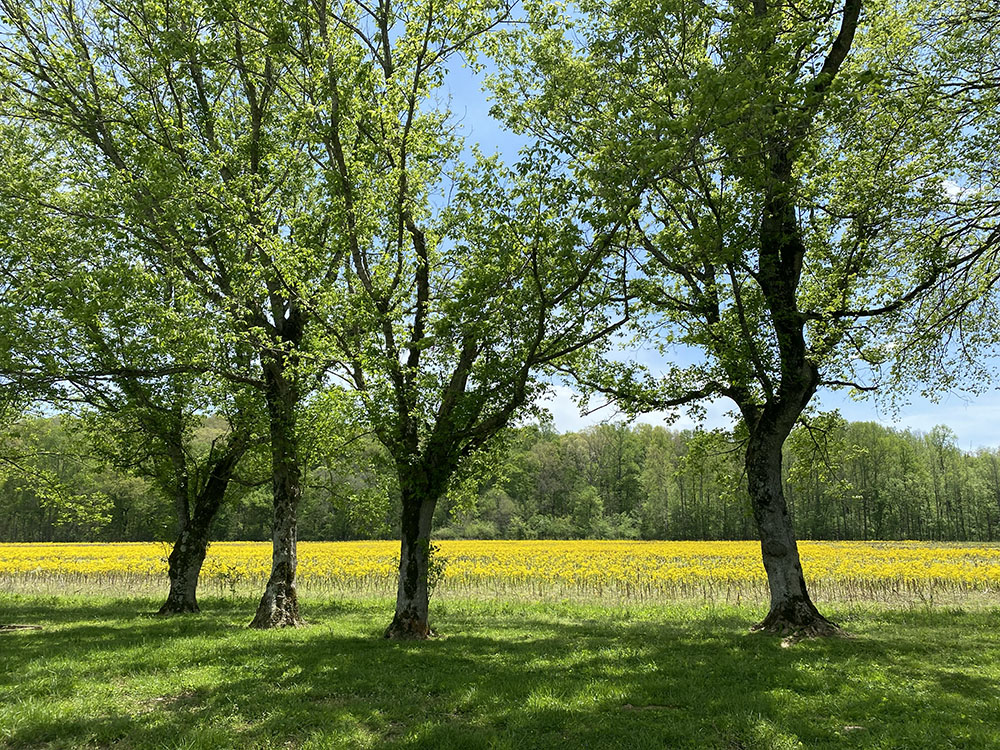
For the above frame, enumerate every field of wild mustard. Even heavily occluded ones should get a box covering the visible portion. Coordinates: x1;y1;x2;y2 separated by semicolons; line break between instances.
2;540;999;604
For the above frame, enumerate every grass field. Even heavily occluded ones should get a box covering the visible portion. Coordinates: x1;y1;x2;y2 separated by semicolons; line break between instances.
2;542;999;748
1;595;999;749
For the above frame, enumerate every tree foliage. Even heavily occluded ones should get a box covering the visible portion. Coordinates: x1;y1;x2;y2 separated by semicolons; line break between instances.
2;0;1000;638
492;0;1000;633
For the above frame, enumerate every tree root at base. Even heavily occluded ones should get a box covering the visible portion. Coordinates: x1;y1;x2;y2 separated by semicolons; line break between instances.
249;611;304;629
249;584;303;629
383;619;437;640
750;615;847;643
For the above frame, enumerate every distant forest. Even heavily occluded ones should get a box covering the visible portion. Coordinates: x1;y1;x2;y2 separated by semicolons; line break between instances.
3;414;999;544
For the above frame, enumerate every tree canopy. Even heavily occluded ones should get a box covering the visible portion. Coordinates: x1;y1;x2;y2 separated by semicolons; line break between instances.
1;0;999;638
491;0;1000;632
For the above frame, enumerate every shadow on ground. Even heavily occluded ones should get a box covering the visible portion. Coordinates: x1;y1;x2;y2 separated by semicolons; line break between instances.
0;597;997;749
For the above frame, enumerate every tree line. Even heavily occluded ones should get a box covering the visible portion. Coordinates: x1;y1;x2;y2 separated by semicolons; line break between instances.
445;418;1000;544
1;0;999;637
5;414;1000;546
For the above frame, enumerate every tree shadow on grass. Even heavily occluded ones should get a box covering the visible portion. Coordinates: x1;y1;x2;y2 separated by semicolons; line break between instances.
1;603;998;749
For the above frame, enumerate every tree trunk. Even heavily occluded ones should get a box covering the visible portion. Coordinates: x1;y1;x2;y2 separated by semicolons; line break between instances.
251;358;303;629
746;429;838;636
385;493;437;639
159;521;210;614
385;462;447;640
159;441;245;615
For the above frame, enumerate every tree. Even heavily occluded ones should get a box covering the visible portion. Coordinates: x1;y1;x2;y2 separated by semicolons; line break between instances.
83;394;265;614
0;416;117;539
277;0;634;637
496;0;1000;633
0;0;633;635
0;0;345;626
0;136;267;611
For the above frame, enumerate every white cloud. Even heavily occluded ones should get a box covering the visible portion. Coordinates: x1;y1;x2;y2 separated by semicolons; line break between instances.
817;390;1000;450
942;179;978;201
535;384;737;434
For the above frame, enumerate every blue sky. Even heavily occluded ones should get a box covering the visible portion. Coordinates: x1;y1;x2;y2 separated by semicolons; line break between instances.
540;383;1000;451
443;55;1000;451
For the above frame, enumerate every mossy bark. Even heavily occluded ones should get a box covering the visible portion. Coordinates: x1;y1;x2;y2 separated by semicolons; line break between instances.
251;356;303;629
159;439;245;615
746;412;838;637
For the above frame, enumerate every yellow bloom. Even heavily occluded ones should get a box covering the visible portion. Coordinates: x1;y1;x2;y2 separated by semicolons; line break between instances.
1;539;998;604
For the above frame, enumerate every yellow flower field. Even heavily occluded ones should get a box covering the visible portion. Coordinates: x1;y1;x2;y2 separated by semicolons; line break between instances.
2;540;999;604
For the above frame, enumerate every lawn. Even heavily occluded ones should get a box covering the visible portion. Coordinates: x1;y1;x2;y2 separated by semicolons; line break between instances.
2;595;998;749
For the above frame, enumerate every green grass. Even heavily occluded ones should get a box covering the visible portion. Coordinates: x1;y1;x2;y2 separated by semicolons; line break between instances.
1;594;998;749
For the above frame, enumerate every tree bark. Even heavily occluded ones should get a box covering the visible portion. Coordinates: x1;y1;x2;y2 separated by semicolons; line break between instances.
158;440;245;615
385;466;445;639
746;422;839;636
250;357;304;629
744;123;840;636
159;519;211;614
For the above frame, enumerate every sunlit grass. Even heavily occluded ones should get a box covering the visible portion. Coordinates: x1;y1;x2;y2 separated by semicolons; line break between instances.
1;595;999;749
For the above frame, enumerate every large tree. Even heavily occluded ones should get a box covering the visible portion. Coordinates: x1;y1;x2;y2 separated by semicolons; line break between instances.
283;0;633;638
0;108;267;613
0;0;342;626
495;0;1000;633
3;0;618;634
355;153;629;639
